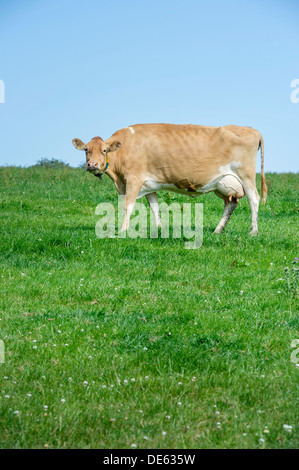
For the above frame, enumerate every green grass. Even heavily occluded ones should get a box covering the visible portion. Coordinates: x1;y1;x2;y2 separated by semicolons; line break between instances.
0;166;298;449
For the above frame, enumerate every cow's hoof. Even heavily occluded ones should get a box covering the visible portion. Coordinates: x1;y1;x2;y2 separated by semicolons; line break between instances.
250;229;259;236
213;227;223;234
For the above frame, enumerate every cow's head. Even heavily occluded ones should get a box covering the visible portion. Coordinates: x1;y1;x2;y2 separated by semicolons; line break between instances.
72;136;121;175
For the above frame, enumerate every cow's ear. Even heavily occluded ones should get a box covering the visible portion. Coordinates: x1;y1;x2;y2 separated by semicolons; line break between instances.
108;141;121;152
72;138;87;150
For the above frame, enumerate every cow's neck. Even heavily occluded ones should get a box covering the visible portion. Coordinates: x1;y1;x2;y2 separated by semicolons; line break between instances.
104;152;124;187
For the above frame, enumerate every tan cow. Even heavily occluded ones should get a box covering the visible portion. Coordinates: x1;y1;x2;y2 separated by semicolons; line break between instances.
72;123;267;235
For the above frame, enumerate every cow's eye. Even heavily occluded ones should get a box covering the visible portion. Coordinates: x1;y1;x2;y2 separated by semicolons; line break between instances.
102;149;106;153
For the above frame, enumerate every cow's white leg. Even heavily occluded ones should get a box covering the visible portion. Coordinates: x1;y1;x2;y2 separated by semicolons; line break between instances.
214;200;238;233
146;192;162;228
121;182;142;231
245;186;260;236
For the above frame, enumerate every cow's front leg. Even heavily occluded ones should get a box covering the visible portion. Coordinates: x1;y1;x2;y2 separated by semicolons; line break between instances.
146;192;162;228
121;181;142;232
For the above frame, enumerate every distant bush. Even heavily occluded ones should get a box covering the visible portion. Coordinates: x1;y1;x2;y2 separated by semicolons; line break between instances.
33;158;70;169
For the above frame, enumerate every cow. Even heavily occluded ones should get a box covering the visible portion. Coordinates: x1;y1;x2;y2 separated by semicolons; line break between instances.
72;123;267;235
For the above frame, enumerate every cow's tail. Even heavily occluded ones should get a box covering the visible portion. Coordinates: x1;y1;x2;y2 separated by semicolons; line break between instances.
259;135;267;204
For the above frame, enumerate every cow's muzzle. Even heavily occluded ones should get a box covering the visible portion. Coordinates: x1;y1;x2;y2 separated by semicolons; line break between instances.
87;161;99;172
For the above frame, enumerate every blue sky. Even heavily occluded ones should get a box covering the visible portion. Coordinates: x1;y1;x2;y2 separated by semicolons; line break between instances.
0;0;298;171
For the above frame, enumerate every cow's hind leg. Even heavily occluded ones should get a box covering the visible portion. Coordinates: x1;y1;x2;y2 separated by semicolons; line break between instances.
146;192;162;227
214;200;238;233
213;175;243;233
245;186;260;236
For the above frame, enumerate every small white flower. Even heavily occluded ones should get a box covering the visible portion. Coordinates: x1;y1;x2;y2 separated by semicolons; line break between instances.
143;347;148;351
4;395;10;398
61;399;65;403
131;444;137;448
57;330;61;333
259;438;265;443
88;356;92;359
68;377;72;382
145;376;149;380
177;402;182;407
215;411;220;415
131;378;135;382
191;377;196;382
162;431;166;436
43;405;48;410
27;393;32;397
13;410;19;415
178;382;182;385
143;436;149;440
283;424;293;432
83;381;88;386
33;346;37;349
166;415;171;420
124;380;128;384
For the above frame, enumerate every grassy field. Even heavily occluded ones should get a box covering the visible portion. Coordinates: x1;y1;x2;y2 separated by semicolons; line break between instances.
0;165;298;449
